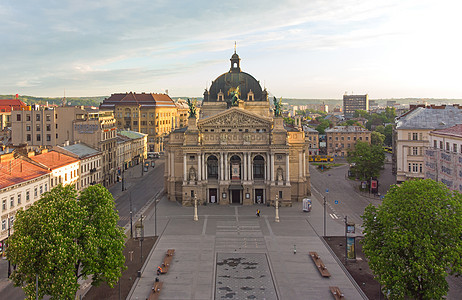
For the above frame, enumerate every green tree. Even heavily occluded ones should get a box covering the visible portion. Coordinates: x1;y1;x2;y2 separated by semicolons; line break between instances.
362;179;462;300
383;124;393;146
347;141;385;180
353;109;369;118
8;185;125;299
374;125;385;135
315;118;331;134
371;131;385;146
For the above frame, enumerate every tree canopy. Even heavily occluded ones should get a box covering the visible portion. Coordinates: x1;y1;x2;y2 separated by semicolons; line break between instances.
370;131;385;146
347;141;385;180
362;179;462;299
8;184;126;299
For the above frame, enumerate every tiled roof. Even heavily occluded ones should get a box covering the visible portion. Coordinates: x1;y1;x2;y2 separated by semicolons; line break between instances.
0;158;49;189
30;151;79;170
430;124;462;138
100;92;176;108
396;105;462;130
0;99;28;112
303;126;319;133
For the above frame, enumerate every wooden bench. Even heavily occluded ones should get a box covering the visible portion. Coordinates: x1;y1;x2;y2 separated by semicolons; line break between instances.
309;251;331;277
160;249;175;274
329;286;344;299
148;281;163;300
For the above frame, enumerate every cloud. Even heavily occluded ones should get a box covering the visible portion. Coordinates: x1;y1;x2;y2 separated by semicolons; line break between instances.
0;0;461;98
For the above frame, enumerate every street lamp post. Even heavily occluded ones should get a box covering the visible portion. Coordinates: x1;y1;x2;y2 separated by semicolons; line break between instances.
323;195;326;236
344;215;348;264
7;217;11;278
155;195;157;237
121;168;125;191
194;194;198;221
275;194;280;223
140;215;144;263
129;193;133;239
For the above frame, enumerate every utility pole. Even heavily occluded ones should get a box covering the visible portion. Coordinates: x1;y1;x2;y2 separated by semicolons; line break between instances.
121;168;125;191
7;218;11;277
323;195;326;236
155;195;157;237
345;216;348;263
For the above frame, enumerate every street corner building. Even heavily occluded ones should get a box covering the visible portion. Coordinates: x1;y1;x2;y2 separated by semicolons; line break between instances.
164;51;311;206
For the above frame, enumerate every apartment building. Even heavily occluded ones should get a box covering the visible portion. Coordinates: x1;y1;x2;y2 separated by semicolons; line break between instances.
424;124;462;192
0;98;28;130
11;106;118;186
343;94;369;119
325;126;371;157
393;105;462;182
30;150;79;190
54;143;103;190
0;152;50;247
100;92;177;152
303;126;319;155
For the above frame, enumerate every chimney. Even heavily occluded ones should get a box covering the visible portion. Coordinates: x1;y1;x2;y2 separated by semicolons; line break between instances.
28;151;35;158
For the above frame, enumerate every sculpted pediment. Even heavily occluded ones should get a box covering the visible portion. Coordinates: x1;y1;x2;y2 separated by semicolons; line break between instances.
198;108;271;128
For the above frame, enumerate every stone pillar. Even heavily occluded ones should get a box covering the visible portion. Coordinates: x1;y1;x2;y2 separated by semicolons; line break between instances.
248;152;252;180
220;152;224;180
171;152;174;178
286;153;291;184
266;153;270;181
271;153;275;182
167;152;170;177
303;151;306;177
198;153;202;181
243;152;247;180
183;154;187;181
203;153;207;180
299;151;303;178
224;152;228;180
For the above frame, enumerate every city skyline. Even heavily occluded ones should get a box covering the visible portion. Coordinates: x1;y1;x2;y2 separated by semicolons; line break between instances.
1;0;461;99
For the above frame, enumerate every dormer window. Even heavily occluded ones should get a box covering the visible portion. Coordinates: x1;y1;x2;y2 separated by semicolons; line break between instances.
247;89;255;101
218;89;224;101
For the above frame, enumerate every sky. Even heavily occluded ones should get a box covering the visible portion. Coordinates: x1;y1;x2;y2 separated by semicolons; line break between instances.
1;0;461;99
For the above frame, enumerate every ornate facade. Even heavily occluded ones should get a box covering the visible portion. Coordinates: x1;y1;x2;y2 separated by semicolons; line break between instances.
165;52;310;206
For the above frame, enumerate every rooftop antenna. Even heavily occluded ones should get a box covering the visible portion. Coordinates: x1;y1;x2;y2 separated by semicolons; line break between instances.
234;41;237;54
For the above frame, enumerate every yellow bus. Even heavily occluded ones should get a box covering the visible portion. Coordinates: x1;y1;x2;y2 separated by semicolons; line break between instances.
309;155;334;162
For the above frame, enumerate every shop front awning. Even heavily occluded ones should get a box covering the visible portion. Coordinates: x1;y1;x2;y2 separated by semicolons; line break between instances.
228;185;244;190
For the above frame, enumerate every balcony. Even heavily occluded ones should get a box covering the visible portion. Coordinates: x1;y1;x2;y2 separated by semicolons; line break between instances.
90;168;97;173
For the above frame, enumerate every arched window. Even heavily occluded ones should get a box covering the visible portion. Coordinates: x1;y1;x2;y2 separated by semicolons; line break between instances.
207;155;218;179
253;155;265;179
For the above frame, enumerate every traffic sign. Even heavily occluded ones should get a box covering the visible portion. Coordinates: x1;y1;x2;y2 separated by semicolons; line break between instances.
326;189;329;193
334;200;339;204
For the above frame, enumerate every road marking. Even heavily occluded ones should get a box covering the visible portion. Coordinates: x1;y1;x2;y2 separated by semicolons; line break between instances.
330;213;339;219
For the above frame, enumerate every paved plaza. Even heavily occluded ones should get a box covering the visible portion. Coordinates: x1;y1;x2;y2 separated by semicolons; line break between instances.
127;196;366;300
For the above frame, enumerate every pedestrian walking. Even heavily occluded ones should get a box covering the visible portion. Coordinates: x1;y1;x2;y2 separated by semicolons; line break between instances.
256;209;260;217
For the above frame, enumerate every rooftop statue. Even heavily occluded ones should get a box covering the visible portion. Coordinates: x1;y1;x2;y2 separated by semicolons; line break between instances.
228;86;240;107
273;97;282;117
187;98;197;118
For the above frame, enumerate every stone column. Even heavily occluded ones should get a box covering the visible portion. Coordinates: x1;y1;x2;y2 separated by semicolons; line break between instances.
286;153;291;184
303;151;306;177
198;153;202;181
167;152;170;177
224;152;228;180
271;153;275;182
171;152;174;178
299;151;303;178
183;154;187;181
266;153;270;181
203;153;207;180
220;152;224;181
243;152;247;180
248;152;252;180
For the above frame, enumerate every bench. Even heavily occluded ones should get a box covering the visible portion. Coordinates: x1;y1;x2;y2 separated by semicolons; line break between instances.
148;281;163;300
329;286;344;299
159;249;175;274
309;251;331;277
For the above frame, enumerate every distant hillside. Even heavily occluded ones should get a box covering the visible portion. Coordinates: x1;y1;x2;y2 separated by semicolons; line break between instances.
0;95;107;107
